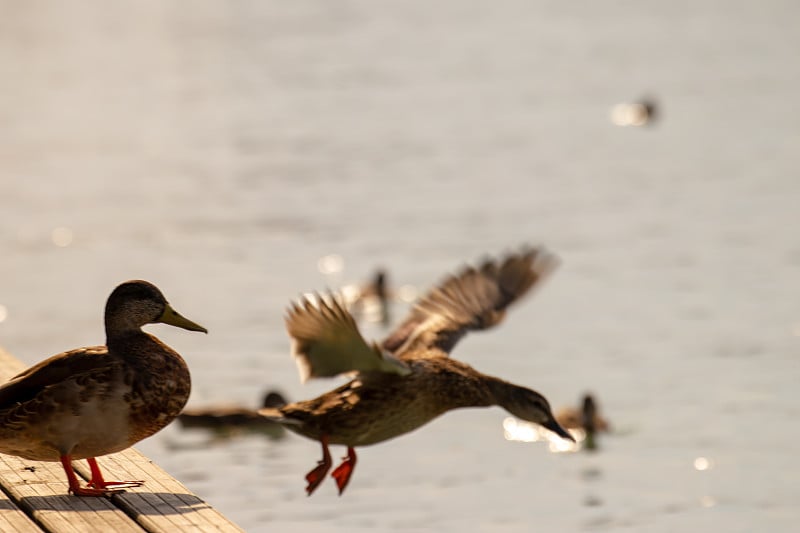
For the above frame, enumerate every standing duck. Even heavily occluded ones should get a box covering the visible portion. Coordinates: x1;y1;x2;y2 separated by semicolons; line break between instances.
260;247;573;496
0;280;206;496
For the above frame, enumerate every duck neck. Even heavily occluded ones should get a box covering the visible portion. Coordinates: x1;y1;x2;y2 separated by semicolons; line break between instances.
104;310;147;343
105;321;148;350
483;376;544;422
485;376;523;410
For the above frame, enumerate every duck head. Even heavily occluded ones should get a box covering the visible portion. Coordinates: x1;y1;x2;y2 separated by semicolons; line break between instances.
490;381;574;442
104;280;208;338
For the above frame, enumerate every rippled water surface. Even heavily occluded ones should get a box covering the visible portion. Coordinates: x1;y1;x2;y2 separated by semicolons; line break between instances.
1;1;799;531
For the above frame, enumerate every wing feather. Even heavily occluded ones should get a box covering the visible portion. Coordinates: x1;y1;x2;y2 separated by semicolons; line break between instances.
286;294;409;383
382;246;558;358
0;347;109;410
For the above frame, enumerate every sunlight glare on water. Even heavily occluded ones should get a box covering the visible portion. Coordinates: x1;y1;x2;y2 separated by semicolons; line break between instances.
502;417;583;453
700;495;717;508
693;456;712;471
317;254;344;276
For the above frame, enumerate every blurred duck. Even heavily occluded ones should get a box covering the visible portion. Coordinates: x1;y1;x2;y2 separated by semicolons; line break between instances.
0;281;206;496
556;393;610;451
338;268;419;327
340;269;391;325
178;390;288;439
260;247;573;496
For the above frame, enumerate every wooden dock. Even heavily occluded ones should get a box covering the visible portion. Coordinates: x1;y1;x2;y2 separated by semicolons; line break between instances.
0;347;244;533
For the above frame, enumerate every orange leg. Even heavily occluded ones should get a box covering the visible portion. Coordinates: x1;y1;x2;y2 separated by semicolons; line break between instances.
59;456;123;497
86;457;144;490
305;435;332;496
330;447;357;495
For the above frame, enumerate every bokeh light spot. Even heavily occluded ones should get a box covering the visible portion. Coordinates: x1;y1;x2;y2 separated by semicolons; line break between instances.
317;254;344;275
51;227;74;247
694;457;712;471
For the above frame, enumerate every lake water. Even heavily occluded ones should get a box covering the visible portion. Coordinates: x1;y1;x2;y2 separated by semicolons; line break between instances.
1;1;798;531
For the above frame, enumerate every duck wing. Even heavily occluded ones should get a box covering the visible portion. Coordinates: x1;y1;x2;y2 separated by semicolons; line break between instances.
286;295;410;383
381;247;558;358
0;346;110;411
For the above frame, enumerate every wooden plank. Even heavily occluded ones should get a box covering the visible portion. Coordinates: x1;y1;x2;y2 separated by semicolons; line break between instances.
0;347;67;532
0;453;144;533
0;347;244;533
0;344;146;532
73;451;244;533
0;482;41;532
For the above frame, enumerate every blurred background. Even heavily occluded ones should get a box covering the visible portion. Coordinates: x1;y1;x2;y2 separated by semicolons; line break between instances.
1;1;798;531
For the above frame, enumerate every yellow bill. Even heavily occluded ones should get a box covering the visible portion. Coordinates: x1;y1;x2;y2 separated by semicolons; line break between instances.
158;303;208;333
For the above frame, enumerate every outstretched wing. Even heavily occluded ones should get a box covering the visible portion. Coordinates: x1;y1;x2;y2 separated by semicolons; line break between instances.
286;294;410;383
381;247;558;358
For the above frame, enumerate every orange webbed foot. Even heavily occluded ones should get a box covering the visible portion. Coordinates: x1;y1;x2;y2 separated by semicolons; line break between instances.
88;480;145;490
59;455;136;498
305;436;332;496
330;447;357;495
70;485;127;497
86;457;144;491
305;461;331;495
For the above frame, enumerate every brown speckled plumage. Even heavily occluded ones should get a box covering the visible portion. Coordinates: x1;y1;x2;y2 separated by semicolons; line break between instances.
0;280;206;496
260;247;575;495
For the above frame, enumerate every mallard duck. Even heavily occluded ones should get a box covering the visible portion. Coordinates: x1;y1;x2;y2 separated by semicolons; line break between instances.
335;268;420;327
0;280;206;497
178;390;287;435
555;393;610;451
260;247;573;496
342;269;392;326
